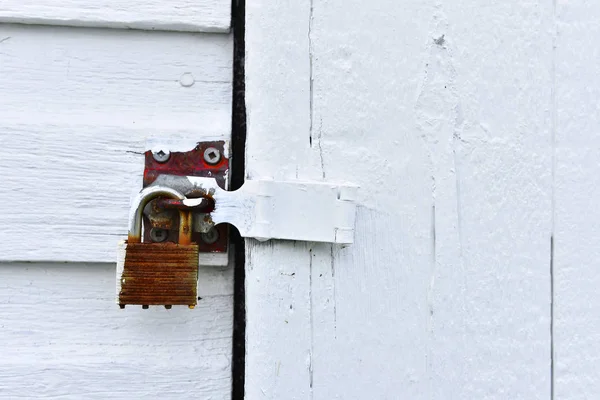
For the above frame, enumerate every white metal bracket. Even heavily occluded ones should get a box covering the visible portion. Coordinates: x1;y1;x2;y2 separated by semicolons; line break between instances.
145;176;358;244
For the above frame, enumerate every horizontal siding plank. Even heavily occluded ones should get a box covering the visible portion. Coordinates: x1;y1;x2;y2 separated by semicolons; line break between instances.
0;263;232;399
0;24;232;262
0;0;231;33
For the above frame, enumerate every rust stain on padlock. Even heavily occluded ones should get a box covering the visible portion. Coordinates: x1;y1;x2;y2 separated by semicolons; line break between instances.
178;210;192;245
119;242;199;307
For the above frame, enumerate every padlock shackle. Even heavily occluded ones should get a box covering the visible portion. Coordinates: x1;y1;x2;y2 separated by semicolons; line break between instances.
128;186;187;244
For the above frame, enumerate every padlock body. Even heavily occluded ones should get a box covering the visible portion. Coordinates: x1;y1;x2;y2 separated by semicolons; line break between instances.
117;241;199;307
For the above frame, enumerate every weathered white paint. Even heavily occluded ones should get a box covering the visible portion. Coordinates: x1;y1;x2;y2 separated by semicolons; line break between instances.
0;262;233;399
554;1;600;398
0;0;231;33
0;24;232;263
245;0;553;399
0;19;234;399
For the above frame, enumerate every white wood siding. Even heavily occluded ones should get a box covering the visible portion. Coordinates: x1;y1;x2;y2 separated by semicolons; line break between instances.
0;262;233;399
0;9;234;400
0;0;231;33
245;0;553;398
0;24;232;262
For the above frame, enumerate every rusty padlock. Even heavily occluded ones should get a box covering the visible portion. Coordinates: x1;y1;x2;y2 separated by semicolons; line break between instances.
117;186;199;309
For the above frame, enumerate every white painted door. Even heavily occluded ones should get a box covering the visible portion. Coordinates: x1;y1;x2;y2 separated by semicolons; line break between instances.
0;3;234;398
243;0;554;399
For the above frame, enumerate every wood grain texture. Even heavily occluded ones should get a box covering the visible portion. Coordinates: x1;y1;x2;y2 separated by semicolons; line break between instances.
0;24;232;262
0;0;231;33
0;262;233;399
245;0;553;398
554;1;600;398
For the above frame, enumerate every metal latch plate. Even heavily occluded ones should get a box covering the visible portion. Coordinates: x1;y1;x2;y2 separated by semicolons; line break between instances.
148;175;358;244
142;140;230;266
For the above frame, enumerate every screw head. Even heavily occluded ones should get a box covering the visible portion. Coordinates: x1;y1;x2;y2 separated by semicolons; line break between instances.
152;148;170;163
150;228;168;243
203;147;221;165
201;227;220;244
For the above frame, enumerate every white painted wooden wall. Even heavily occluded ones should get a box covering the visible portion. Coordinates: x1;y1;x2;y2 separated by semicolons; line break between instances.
0;3;234;399
2;0;599;399
244;0;600;399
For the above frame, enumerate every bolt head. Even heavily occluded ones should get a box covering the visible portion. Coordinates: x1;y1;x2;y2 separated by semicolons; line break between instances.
150;228;169;243
200;227;220;244
152;148;171;163
203;147;221;165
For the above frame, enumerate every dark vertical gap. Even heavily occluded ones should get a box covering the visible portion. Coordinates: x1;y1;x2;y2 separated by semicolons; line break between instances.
231;0;246;398
230;1;246;189
550;211;556;395
551;0;557;395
